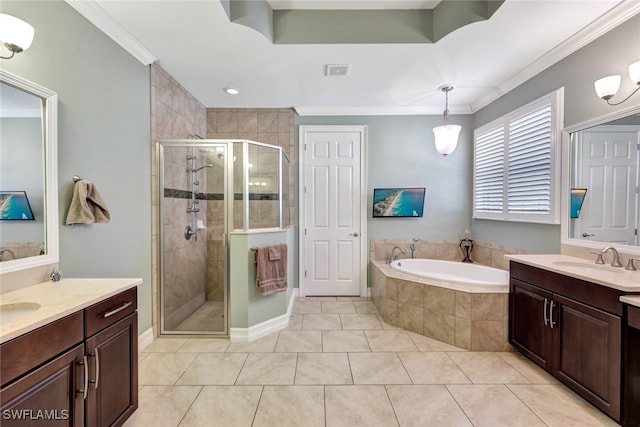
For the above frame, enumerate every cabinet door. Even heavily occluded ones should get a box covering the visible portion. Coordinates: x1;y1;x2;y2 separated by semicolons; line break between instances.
0;344;85;427
509;279;554;370
553;294;621;421
86;313;138;427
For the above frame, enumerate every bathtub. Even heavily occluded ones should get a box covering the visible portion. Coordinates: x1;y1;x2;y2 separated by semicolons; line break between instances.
370;259;511;351
389;258;509;288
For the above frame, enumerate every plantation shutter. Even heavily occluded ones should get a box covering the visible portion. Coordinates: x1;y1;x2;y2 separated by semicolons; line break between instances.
472;88;562;224
507;105;552;214
475;127;504;213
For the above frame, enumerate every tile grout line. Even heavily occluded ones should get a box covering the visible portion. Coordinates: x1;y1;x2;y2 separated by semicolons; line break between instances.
443;384;477;427
175;385;205;426
503;384;550;426
383;385;402;427
250;385;266;427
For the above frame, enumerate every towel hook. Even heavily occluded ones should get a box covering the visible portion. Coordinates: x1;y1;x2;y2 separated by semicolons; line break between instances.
72;175;82;182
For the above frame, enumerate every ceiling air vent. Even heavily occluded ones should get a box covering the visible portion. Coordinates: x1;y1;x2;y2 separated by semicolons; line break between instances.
325;64;351;77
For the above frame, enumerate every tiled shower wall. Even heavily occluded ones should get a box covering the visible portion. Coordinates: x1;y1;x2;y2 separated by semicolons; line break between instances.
206;108;296;229
151;63;207;335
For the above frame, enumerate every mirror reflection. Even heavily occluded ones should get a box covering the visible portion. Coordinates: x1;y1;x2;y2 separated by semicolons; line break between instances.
0;80;46;261
570;114;640;246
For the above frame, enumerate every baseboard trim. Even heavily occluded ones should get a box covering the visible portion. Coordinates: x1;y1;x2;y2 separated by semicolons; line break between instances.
138;327;154;351
230;289;299;343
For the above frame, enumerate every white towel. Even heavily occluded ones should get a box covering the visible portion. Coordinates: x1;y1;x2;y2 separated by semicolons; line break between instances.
65;180;111;225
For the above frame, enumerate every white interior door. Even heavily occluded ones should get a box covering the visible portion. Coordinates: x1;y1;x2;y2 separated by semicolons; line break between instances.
301;127;365;296
579;126;639;245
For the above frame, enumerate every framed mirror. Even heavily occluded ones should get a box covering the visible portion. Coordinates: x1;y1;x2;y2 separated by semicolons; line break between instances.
561;104;640;255
0;70;58;274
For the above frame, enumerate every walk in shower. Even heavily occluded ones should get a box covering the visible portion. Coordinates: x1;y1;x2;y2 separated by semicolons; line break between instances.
157;139;291;336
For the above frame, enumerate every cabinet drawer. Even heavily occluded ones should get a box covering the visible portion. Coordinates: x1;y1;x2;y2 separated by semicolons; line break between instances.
628;305;640;330
85;287;137;337
1;311;83;387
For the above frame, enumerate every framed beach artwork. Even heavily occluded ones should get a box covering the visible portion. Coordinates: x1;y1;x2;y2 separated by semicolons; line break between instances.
372;188;425;218
0;191;36;220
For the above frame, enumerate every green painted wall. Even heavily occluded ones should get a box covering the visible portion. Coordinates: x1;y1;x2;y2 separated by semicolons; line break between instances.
229;228;295;328
471;13;640;253
295;115;474;243
1;1;152;334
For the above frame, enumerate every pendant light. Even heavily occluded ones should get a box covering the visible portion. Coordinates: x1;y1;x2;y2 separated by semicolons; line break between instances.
432;85;461;157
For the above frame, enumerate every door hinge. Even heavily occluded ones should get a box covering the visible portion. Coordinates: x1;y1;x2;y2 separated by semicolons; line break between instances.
635;228;638;236
304;143;307;151
304;270;307;277
305;228;307;235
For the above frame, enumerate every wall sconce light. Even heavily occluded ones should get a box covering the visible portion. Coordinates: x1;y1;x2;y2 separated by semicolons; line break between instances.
432;85;461;157
594;61;640;105
0;13;35;60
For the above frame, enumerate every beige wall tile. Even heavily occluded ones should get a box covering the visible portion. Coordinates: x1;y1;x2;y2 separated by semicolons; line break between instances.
424;310;455;345
471;294;506;321
425;287;455;315
471;320;507;351
397;279;424;306
397;302;424;334
257;111;278;132
454;317;471;350
217;111;238;133
238;111;258;132
455;291;471;319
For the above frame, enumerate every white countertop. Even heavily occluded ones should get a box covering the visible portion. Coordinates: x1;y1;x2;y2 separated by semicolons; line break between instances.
621;295;640;308
0;278;141;344
506;254;640;292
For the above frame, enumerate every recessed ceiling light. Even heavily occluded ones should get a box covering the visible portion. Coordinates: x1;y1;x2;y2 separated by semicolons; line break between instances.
223;87;240;95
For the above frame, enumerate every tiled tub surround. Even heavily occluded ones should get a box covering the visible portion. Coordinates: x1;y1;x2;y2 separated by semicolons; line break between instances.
369;239;524;351
371;261;510;351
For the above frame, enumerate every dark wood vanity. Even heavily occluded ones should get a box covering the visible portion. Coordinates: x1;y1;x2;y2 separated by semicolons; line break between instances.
509;260;640;426
0;287;138;427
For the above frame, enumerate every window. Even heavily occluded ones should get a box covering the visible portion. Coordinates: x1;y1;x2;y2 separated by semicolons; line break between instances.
473;88;563;224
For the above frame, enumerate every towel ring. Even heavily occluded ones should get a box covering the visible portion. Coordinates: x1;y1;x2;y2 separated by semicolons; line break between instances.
72;175;82;182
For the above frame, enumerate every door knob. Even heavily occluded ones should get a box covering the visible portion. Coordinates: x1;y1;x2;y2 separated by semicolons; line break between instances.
582;233;595;237
350;232;359;237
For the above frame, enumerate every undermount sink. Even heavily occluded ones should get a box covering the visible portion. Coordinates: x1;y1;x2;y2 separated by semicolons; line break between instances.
0;302;42;323
552;261;624;275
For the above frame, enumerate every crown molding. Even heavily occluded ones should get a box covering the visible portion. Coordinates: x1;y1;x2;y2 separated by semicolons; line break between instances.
65;0;157;65
471;0;640;113
294;105;473;116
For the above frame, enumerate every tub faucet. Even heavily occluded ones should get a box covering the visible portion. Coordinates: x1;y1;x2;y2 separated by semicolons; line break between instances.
387;246;405;263
597;246;622;267
409;238;420;258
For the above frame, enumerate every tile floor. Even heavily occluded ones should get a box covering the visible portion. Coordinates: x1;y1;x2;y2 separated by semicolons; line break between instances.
125;297;619;427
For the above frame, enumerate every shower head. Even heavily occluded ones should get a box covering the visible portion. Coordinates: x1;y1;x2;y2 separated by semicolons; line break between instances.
192;163;214;172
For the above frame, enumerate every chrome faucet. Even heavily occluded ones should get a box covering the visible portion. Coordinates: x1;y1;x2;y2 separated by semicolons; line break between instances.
409;238;420;259
387;246;405;263
597;246;623;267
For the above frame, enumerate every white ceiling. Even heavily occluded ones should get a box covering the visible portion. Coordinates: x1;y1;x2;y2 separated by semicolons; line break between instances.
82;0;637;115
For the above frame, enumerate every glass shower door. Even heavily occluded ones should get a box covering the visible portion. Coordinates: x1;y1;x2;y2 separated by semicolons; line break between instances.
158;141;228;335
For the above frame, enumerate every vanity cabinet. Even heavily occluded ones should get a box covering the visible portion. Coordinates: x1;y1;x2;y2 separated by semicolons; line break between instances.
0;313;85;426
623;304;640;426
509;261;624;422
84;288;138;427
0;287;138;427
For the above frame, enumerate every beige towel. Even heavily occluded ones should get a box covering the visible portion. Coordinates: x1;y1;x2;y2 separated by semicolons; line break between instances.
256;244;287;296
65;180;111;225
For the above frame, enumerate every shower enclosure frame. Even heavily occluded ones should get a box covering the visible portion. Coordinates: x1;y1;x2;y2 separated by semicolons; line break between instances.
157;140;231;336
156;139;290;337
